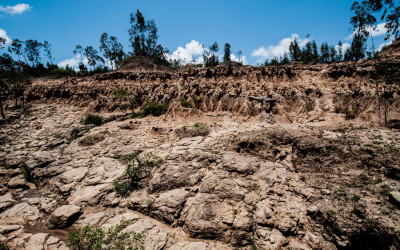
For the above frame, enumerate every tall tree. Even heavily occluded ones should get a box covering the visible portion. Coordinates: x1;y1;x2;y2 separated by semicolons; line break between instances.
223;43;231;62
203;42;219;67
84;46;99;70
320;42;330;63
100;33;125;70
236;50;243;64
351;0;400;40
24;40;42;66
73;45;84;64
312;41;319;63
289;38;301;61
43;41;53;65
337;41;343;62
128;9;167;62
0;37;6;49
8;39;26;63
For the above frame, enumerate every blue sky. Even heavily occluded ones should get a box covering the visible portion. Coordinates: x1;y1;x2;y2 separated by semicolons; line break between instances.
0;0;392;66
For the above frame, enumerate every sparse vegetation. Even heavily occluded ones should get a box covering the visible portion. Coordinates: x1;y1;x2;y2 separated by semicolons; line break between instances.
175;123;210;138
67;221;145;250
82;114;103;126
79;131;108;146
114;152;162;196
180;100;193;108
134;102;168;118
379;186;391;196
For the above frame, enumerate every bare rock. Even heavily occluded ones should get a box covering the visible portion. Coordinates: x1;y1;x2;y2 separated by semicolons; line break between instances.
0;193;15;211
7;175;27;189
151;188;189;224
389;191;400;208
46;205;82;229
25;233;49;250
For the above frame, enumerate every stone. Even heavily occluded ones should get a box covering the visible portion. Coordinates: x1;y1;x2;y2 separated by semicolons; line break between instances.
151;189;189;224
0;225;21;234
321;189;331;195
0;193;15;211
46;205;82;228
389;191;400;208
307;206;318;215
25;233;49;250
7;175;27;189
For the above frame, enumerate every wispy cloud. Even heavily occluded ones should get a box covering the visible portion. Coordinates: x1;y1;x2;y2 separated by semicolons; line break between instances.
0;28;11;45
0;3;32;15
345;23;388;40
251;34;309;63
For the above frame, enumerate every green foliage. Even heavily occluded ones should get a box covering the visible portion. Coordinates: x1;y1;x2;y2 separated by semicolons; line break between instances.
180;100;193;108
0;242;8;250
20;162;32;182
50;68;75;78
67;221;145;250
82;114;103;126
114;152;161;195
223;43;231;62
128;9;168;64
380;186;391;196
203;41;219;67
141;102;168;117
113;181;131;197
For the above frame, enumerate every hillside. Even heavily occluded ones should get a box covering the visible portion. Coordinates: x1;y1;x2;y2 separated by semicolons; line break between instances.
0;47;400;249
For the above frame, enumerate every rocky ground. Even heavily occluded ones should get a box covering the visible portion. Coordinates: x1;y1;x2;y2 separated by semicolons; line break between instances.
0;101;399;249
1;44;400;249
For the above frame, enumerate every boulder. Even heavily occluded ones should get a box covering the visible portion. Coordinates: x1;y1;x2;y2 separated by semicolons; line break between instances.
151;189;189;223
46;205;82;229
389;191;400;208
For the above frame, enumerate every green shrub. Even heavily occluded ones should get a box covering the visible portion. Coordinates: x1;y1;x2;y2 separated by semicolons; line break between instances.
20;162;32;182
380;186;391;196
0;242;8;250
180;100;193;108
142;102;168;117
67;221;145;250
111;89;128;102
114;152;161;196
82;114;103;126
113;181;131;197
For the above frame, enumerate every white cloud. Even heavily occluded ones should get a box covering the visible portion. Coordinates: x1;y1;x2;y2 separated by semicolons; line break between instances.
58;54;89;70
251;34;309;63
335;42;351;54
345;23;388;40
0;4;31;15
167;40;206;65
0;28;11;45
231;53;248;65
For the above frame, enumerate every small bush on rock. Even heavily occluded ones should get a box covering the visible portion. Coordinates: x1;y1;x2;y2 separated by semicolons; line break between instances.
67;221;145;250
142;102;168;117
82;114;103;126
114;152;162;196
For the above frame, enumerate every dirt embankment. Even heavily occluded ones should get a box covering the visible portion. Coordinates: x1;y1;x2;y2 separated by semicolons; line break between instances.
27;59;399;124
